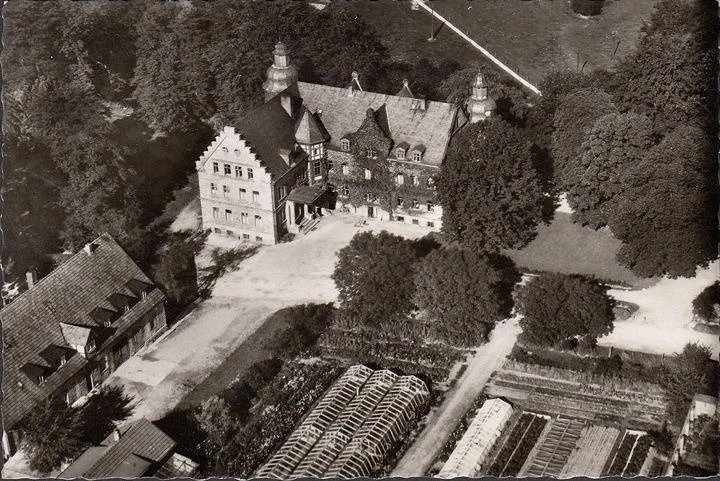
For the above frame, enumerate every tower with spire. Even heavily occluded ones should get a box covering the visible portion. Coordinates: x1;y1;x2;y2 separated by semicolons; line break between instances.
263;42;299;101
467;72;496;123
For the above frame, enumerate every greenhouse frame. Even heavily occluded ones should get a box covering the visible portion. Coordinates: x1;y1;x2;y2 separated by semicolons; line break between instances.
256;364;430;479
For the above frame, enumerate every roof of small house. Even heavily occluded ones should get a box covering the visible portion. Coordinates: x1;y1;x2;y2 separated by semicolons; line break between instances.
297;82;458;166
60;418;176;479
2;233;164;430
231;90;308;179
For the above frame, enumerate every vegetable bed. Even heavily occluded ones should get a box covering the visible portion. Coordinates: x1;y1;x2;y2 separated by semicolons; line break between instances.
488;413;548;476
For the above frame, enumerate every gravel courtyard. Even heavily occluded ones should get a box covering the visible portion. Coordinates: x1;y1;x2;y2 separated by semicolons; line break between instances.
105;214;431;422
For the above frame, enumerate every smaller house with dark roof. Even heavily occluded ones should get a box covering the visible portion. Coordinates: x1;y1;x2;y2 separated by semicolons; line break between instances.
2;234;167;457
58;418;198;479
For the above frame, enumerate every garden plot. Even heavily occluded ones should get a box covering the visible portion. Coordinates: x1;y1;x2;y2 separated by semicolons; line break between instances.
486;412;550;477
560;425;621;478
520;417;586;477
605;431;653;477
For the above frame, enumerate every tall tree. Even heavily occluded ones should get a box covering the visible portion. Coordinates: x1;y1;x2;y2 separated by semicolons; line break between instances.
610;124;717;277
565;112;655;229
551;87;618;188
332;231;424;328
693;282;720;324
439;119;550;252
413;248;519;346
517;273;615;346
79;385;135;445
21;397;88;474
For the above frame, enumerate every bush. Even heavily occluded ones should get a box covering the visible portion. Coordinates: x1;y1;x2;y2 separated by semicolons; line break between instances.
571;0;604;16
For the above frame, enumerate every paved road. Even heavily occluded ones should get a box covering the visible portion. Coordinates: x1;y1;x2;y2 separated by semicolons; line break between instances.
392;318;522;477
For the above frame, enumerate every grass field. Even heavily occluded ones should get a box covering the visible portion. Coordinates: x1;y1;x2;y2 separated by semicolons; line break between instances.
505;212;654;288
431;0;657;85
332;0;484;68
343;0;657;88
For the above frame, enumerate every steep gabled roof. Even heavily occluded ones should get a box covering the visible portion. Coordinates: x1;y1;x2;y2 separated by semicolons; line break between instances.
231;89;308;179
2;233;163;430
297;82;457;166
295;107;331;144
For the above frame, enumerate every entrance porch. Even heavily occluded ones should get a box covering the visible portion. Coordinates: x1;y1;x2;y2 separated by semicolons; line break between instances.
285;184;332;234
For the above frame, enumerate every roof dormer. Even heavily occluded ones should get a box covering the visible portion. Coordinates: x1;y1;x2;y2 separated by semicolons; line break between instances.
59;323;96;358
410;145;426;162
394;142;409;160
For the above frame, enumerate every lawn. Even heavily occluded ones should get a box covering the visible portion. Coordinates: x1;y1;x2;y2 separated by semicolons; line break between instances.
331;0;483;68
505;212;654;288
424;0;657;86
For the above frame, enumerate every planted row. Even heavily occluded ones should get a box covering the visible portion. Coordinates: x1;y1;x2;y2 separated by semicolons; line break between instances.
607;433;638;476
488;414;547;477
623;435;651;476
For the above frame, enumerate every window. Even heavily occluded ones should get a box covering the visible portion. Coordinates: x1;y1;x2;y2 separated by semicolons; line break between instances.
365;148;376;158
280;185;288;199
314;161;322;178
213;162;219;173
103;356;111;372
256;236;263;242
427;177;435;187
397;216;405;222
239;188;247;200
222;147;228;152
242;233;250;240
150;316;157;330
224;164;231;175
247;168;254;179
223;185;230;197
396;174;404;185
241;212;249;225
225;209;232;221
210;183;218;196
310;144;324;160
341;185;349;196
327;160;334;172
212;207;220;219
86;339;96;353
214;228;222;234
235;166;242;177
342;163;350;175
427;202;435;212
38;374;45;385
59;355;67;367
341;138;351;151
364;169;372;180
397;197;404;207
255;215;262;227
412;151;422;162
226;230;234;236
396;148;405;160
252;191;260;203
412;219;419;225
412;199;420;209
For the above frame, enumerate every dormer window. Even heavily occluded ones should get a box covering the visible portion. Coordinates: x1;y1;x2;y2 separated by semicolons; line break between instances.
396;149;406;160
412;151;422;162
342;163;350;175
38;374;45;384
59;354;67;367
428;202;435;212
341;138;351;151
412;199;420;209
412;175;420;187
365;148;377;159
86;339;96;354
427;177;435;187
364;169;372;180
222;147;229;152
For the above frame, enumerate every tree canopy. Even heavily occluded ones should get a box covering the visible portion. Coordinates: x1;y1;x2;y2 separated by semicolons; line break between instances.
438;119;551;252
693;282;720;324
332;231;427;328
517;273;615;346
413;248;519;346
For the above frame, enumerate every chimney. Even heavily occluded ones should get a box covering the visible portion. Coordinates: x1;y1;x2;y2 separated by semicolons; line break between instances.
26;270;38;289
112;428;121;442
280;94;293;117
84;243;97;255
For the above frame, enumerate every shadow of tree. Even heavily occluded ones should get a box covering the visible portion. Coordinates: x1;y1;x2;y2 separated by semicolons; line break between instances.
197;245;260;299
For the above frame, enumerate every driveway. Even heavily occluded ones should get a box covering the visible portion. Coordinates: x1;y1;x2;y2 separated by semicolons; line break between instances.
105;214;432;422
392;318;522;477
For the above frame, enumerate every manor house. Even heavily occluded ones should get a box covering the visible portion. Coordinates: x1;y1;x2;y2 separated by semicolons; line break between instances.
197;42;494;244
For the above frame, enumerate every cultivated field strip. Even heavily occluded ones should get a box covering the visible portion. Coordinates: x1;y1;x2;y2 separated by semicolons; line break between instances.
560;425;621;478
520;417;586;477
487;412;549;477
